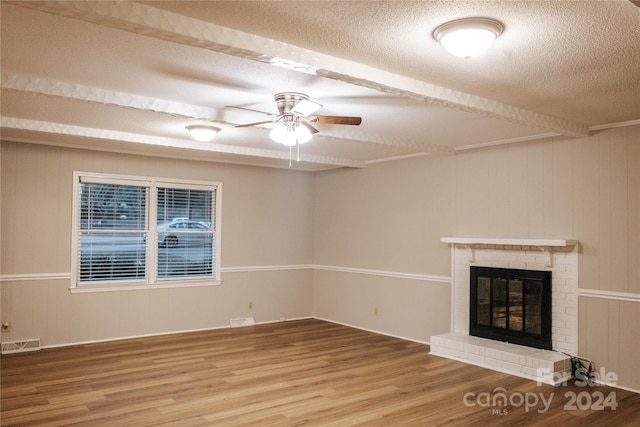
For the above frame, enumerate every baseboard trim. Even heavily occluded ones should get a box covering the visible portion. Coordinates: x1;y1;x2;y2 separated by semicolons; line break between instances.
39;316;314;350
313;316;430;346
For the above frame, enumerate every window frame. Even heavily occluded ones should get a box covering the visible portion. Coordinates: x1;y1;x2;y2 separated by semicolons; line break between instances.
71;172;221;293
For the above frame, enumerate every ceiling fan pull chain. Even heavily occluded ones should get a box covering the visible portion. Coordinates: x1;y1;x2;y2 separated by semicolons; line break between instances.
297;141;300;162
289;146;292;168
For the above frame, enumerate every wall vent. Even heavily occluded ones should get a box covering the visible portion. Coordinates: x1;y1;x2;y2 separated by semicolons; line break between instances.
1;339;41;354
230;317;255;328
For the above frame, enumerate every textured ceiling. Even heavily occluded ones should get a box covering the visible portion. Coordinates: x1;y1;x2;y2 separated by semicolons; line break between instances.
1;1;639;170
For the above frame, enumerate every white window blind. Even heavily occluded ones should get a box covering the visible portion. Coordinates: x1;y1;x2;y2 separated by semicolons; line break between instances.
156;187;216;279
72;172;221;290
77;182;148;283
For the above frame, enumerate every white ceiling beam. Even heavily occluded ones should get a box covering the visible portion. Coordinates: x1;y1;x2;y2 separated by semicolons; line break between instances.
1;72;220;121
8;0;590;138
0;117;367;169
2;71;443;154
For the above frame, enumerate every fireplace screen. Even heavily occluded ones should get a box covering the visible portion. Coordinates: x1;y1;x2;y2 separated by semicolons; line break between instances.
470;267;551;350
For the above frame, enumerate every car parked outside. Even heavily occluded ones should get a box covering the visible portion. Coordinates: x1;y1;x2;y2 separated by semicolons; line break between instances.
156;218;212;248
80;218;213;281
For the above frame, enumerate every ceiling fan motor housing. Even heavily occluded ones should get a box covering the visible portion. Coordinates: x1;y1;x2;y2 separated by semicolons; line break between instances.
274;92;309;114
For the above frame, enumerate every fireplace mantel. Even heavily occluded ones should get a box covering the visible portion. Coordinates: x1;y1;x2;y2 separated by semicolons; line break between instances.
440;237;578;247
441;237;578;267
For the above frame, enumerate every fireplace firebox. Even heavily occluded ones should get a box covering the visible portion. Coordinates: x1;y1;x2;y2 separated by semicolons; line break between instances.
470;266;552;350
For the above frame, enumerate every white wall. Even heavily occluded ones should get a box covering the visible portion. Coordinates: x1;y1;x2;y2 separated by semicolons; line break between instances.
312;155;454;343
313;125;640;391
2;125;639;391
0;141;314;346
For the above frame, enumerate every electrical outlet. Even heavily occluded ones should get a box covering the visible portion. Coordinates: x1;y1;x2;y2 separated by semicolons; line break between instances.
248;301;253;310
2;322;10;332
374;307;379;316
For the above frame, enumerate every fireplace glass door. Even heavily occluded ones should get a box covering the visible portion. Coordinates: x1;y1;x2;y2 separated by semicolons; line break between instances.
470;267;551;350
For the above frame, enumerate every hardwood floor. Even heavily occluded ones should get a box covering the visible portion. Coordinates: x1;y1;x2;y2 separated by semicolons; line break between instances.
1;319;638;426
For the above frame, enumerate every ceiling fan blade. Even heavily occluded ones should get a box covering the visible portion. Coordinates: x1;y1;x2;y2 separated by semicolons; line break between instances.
292;99;322;116
314;115;362;125
300;121;319;134
235;120;274;128
225;105;278;117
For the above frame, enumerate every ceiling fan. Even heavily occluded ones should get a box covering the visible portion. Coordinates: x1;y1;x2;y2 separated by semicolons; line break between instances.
226;92;362;148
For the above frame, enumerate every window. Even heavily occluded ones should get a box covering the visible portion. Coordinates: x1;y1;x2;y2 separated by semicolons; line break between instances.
71;172;221;291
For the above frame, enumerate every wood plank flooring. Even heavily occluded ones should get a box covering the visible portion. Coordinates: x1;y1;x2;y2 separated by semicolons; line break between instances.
1;319;639;426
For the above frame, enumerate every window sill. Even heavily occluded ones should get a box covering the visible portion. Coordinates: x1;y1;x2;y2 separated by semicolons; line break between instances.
69;279;222;293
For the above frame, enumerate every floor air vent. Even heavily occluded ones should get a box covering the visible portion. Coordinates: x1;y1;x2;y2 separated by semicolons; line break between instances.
1;339;41;354
230;317;255;328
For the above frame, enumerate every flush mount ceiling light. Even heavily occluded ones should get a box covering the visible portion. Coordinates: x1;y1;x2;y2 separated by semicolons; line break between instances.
433;17;504;59
186;125;221;142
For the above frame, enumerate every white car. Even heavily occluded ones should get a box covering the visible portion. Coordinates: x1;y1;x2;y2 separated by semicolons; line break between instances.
156;218;212;248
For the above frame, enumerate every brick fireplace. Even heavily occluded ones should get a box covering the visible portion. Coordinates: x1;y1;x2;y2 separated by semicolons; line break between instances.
431;237;578;385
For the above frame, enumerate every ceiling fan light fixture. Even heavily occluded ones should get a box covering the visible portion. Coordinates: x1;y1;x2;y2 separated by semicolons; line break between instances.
433;17;504;58
269;123;296;146
269;122;313;146
228;92;360;165
295;123;313;144
186;125;220;142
